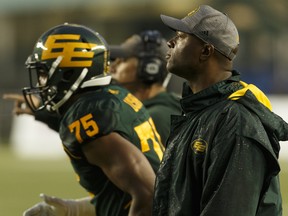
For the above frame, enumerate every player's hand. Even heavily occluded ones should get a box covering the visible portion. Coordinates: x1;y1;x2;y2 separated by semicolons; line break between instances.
2;93;38;115
22;202;55;216
22;194;66;216
23;194;95;216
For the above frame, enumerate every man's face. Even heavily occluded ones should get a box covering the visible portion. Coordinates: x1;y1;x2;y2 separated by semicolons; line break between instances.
166;31;204;79
110;57;139;89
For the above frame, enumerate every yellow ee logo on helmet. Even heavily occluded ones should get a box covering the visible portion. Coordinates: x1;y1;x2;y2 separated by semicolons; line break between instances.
41;34;98;67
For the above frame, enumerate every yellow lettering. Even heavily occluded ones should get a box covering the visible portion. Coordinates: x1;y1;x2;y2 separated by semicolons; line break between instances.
123;93;143;112
134;118;163;160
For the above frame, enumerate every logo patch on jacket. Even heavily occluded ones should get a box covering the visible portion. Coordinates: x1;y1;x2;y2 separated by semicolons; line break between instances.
191;138;207;154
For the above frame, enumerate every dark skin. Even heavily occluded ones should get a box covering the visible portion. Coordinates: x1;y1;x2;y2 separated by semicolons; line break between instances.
82;132;155;216
166;31;234;93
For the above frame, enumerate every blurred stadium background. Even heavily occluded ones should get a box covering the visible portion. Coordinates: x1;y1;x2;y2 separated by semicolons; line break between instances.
0;0;287;215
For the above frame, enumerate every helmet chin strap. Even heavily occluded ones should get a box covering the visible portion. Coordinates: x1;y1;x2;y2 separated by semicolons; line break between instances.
50;68;88;113
47;53;111;113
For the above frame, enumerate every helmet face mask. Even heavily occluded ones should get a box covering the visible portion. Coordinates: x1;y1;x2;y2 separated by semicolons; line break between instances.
23;55;60;112
22;23;111;113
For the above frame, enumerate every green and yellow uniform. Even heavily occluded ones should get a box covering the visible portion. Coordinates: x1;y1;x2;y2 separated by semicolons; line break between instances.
58;85;163;216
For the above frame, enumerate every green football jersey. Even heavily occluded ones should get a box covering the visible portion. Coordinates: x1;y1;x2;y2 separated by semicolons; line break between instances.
59;85;164;216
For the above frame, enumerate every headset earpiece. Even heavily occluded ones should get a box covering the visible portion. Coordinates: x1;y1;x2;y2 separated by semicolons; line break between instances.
137;30;166;84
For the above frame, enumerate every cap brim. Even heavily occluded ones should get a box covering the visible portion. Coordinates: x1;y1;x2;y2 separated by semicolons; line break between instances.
109;45;134;60
160;14;191;34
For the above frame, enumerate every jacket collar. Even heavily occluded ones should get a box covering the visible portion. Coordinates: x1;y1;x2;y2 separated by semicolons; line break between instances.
180;70;241;114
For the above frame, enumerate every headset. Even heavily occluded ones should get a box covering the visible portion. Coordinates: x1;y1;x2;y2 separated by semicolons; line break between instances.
137;30;167;84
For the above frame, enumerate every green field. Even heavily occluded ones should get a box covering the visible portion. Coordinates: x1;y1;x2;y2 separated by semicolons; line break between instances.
0;145;87;215
0;144;287;215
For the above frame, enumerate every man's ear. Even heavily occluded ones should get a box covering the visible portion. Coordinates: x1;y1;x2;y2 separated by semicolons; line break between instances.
200;44;214;60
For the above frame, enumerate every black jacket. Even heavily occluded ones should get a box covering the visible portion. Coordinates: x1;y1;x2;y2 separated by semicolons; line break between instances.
153;71;288;216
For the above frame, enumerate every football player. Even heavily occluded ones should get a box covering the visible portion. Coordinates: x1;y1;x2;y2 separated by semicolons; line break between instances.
8;23;164;216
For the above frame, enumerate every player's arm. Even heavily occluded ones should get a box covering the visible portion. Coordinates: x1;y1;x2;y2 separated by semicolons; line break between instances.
3;93;34;115
3;93;60;131
82;132;155;216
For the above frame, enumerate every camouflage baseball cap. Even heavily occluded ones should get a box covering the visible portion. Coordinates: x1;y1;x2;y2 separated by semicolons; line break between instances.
160;5;239;60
